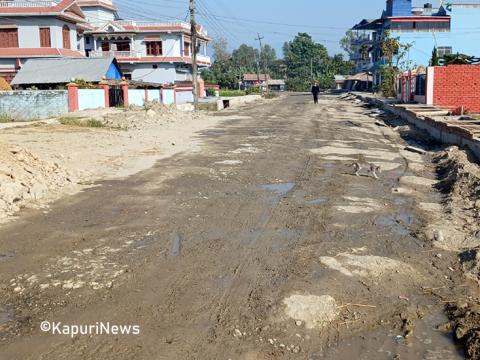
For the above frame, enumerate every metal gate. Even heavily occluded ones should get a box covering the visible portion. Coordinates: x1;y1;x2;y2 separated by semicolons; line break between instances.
109;86;124;107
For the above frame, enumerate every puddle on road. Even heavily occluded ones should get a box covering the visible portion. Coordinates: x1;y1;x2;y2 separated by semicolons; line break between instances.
374;213;416;236
306;198;327;205
260;183;295;197
170;234;182;257
0;305;12;326
322;312;463;360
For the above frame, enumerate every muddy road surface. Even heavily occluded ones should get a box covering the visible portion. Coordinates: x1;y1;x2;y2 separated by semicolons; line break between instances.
0;94;474;359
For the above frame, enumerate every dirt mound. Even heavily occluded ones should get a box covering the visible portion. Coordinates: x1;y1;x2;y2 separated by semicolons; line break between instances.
0;144;74;220
282;294;338;329
433;147;480;209
426;147;480;252
100;103;204;130
446;303;480;360
461;247;480;286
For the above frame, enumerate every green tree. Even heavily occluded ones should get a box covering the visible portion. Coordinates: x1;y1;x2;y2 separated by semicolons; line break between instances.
283;33;354;91
378;30;412;97
283;33;329;91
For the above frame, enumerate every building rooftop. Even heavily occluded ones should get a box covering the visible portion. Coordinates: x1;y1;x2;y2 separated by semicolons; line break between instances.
11;57;121;85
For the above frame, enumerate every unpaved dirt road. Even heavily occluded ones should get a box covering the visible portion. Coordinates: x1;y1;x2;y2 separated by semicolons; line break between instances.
0;94;475;359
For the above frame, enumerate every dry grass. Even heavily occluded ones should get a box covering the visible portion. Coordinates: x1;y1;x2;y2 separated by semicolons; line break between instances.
58;116;105;128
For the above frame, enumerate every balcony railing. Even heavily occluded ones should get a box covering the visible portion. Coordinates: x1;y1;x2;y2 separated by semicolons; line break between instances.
90;50;142;58
0;1;57;7
115;20;191;31
196;54;211;63
89;50;211;64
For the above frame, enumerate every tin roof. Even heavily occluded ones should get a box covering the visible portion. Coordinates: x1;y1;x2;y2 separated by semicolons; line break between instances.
11;57;121;85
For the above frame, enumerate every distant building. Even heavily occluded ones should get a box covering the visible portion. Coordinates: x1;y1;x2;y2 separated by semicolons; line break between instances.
83;19;211;84
267;79;286;92
349;0;480;85
242;73;270;89
0;0;87;82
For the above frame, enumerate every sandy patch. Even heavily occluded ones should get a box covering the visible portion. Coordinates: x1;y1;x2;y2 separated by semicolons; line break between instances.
418;202;444;212
424;224;480;251
400;176;438;188
320;253;412;278
215;160;243;166
0;107;226;223
283;294;338;329
229;147;260;154
335;196;382;213
310;146;400;161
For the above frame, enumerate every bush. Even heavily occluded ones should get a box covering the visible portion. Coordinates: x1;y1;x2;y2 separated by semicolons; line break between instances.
246;86;261;95
263;93;278;99
58;116;105;128
219;89;246;97
206;88;216;97
0;115;12;123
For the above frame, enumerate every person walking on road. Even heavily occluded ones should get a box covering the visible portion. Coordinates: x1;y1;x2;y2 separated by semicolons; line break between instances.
311;81;320;104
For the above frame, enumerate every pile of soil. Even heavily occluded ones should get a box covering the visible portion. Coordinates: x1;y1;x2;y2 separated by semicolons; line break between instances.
101;103;204;130
431;147;480;251
0;144;74;220
446;303;480;359
434;147;480;210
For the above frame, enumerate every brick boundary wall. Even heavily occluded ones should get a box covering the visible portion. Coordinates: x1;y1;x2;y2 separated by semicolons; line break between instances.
432;65;480;113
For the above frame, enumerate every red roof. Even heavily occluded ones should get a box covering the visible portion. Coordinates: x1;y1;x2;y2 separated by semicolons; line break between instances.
0;48;85;58
0;0;85;22
243;73;270;81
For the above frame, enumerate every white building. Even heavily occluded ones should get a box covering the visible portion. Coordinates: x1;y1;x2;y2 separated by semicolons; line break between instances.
83;19;211;84
0;0;86;81
0;0;211;84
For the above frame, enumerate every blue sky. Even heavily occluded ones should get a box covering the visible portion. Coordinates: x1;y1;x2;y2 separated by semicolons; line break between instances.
116;0;440;56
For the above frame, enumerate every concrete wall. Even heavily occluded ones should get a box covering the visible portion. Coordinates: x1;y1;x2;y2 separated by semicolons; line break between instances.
78;89;105;110
176;89;193;104
81;7;117;24
126;63;176;84
128;89;145;106
147;89;161;102
162;89;175;105
0;90;68;121
356;93;480;159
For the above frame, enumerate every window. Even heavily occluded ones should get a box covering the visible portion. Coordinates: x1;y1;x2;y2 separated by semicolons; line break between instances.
184;41;190;56
101;41;110;52
39;27;51;48
437;46;452;57
62;25;70;49
146;41;162;56
115;42;130;52
0;28;18;48
85;36;90;45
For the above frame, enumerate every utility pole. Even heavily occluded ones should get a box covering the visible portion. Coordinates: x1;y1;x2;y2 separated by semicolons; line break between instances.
255;33;269;93
189;0;198;110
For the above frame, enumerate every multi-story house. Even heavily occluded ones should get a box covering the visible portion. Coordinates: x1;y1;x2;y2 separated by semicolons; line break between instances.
350;0;480;85
82;19;211;84
76;0;210;84
0;0;86;81
0;0;210;85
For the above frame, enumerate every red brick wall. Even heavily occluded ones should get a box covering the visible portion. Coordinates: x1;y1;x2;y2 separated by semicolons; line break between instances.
433;65;480;113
